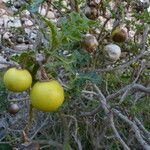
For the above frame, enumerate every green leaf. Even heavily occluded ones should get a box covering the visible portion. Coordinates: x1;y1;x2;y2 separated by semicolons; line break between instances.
38;14;60;51
68;71;101;96
77;71;101;85
17;51;35;69
0;144;12;150
60;12;97;42
0;73;8;112
73;71;101;89
71;50;91;67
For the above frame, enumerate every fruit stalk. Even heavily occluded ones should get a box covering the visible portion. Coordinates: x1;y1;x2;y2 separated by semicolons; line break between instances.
24;104;34;138
59;112;71;150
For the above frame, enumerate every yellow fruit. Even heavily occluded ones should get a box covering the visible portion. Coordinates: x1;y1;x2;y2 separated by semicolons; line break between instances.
30;80;64;112
4;68;32;92
111;28;127;43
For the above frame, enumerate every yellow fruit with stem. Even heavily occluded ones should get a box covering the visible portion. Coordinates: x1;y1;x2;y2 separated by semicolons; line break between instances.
30;80;65;112
4;68;32;92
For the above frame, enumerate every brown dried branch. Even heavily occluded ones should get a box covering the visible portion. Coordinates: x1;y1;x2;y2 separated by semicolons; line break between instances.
110;114;131;150
81;83;150;116
113;109;150;150
92;84;130;150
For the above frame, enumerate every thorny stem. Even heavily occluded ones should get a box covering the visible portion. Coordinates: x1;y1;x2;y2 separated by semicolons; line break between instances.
8;97;29;102
59;112;72;150
23;104;34;142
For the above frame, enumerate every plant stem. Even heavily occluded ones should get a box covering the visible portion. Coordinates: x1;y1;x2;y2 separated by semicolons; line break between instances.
23;104;34;142
59;111;72;150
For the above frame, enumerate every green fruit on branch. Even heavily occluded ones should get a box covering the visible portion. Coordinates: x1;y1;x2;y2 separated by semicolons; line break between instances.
8;103;20;114
111;28;127;43
4;68;32;92
82;34;98;53
104;44;121;61
30;80;65;112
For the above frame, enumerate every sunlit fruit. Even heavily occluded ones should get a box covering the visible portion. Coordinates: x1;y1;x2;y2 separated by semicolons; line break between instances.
8;103;20;114
30;80;64;112
4;68;32;92
111;28;127;43
82;34;98;53
104;44;121;61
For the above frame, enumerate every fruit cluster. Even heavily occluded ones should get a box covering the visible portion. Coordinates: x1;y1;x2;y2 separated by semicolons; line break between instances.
4;68;65;113
82;27;127;61
82;1;128;61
